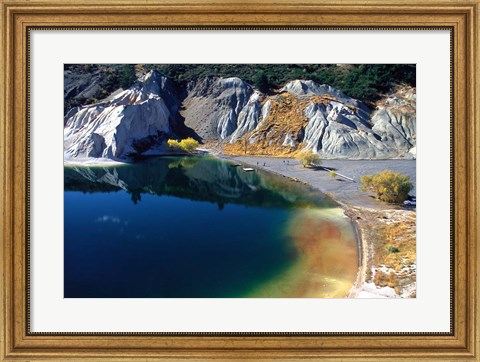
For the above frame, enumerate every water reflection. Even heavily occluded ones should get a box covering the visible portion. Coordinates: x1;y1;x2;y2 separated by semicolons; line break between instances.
64;156;358;298
65;156;337;210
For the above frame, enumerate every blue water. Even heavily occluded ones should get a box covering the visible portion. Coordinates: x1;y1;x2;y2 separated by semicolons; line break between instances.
64;156;346;298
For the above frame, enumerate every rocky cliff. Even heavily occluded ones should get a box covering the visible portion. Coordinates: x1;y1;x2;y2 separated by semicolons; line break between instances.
181;77;255;141
64;70;416;161
224;81;416;159
64;71;180;160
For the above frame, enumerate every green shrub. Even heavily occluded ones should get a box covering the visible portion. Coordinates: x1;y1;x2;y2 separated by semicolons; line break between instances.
360;170;413;203
387;245;400;253
329;170;336;178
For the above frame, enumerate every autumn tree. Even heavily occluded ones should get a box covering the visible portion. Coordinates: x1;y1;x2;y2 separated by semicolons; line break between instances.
360;170;413;203
167;137;199;153
296;150;321;168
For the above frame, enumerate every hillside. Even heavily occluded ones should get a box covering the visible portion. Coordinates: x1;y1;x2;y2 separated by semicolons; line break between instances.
64;64;416;111
64;66;416;161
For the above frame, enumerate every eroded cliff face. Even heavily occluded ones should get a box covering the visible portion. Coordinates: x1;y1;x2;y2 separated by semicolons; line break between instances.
64;70;416;161
64;71;180;160
371;87;416;157
181;77;254;141
224;81;416;159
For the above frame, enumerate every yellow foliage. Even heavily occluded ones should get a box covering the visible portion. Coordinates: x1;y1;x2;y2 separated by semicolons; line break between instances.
360;170;412;203
167;137;199;153
167;139;181;149
296;150;321;167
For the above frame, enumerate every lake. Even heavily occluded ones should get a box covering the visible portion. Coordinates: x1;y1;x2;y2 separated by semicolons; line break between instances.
64;156;358;298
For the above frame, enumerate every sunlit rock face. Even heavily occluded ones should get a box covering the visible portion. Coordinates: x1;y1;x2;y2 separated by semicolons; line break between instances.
370;87;416;156
64;69;416;161
225;81;416;159
301;85;416;158
229;91;262;143
181;77;254;141
300;94;385;159
64;71;179;160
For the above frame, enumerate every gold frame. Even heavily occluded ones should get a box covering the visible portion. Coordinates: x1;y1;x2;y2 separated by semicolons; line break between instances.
1;0;479;360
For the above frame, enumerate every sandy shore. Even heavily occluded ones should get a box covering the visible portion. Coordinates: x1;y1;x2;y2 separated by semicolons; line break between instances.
215;153;417;298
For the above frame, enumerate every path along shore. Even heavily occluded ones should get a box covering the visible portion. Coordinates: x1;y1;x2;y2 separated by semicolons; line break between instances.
215;153;417;298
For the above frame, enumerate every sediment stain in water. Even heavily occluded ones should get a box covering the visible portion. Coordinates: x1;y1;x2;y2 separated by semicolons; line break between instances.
245;209;358;298
64;156;358;298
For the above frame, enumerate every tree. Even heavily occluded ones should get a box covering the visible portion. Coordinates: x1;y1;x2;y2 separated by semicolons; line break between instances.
296;150;321;168
167;137;199;153
119;64;137;89
360;170;413;203
167;139;181;149
254;71;270;93
179;138;200;153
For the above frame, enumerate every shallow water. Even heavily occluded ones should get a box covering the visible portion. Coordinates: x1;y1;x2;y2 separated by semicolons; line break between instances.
64;156;358;298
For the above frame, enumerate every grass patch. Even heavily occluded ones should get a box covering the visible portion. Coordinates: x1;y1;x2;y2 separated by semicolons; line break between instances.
371;220;416;272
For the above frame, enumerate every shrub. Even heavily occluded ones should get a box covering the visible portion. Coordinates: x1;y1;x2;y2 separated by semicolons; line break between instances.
329;170;336;178
373;270;399;290
167;139;181;149
179;138;200;153
296;150;321;168
167;137;199;153
387;245;400;253
360;170;413;203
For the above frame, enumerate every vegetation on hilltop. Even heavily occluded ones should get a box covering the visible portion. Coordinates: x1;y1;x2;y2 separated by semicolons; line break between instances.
64;64;416;108
144;64;416;101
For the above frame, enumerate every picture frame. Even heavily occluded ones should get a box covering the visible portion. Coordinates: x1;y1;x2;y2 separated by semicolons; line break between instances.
1;0;478;360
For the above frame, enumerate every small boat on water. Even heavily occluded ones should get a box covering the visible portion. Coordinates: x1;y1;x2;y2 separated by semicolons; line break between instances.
243;168;255;172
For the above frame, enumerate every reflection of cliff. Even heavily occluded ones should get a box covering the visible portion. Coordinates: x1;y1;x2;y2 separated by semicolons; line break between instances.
64;156;336;209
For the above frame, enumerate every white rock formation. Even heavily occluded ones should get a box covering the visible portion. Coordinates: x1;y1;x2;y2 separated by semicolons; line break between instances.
371;88;416;155
229;91;262;143
64;71;178;160
182;77;254;140
281;79;368;112
278;82;416;159
64;72;416;160
301;100;391;158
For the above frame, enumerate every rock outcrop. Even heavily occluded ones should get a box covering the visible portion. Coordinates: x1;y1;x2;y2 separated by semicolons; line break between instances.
64;71;179;160
64;71;416;161
181;77;254;141
225;81;416;159
371;87;416;157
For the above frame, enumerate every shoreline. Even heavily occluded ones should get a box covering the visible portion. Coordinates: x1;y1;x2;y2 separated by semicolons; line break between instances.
213;153;416;299
65;152;417;298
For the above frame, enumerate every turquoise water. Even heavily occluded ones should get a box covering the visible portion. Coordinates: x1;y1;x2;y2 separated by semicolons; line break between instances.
64;156;358;298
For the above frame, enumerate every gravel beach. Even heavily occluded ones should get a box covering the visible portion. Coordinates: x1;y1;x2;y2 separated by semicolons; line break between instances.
217;155;416;211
